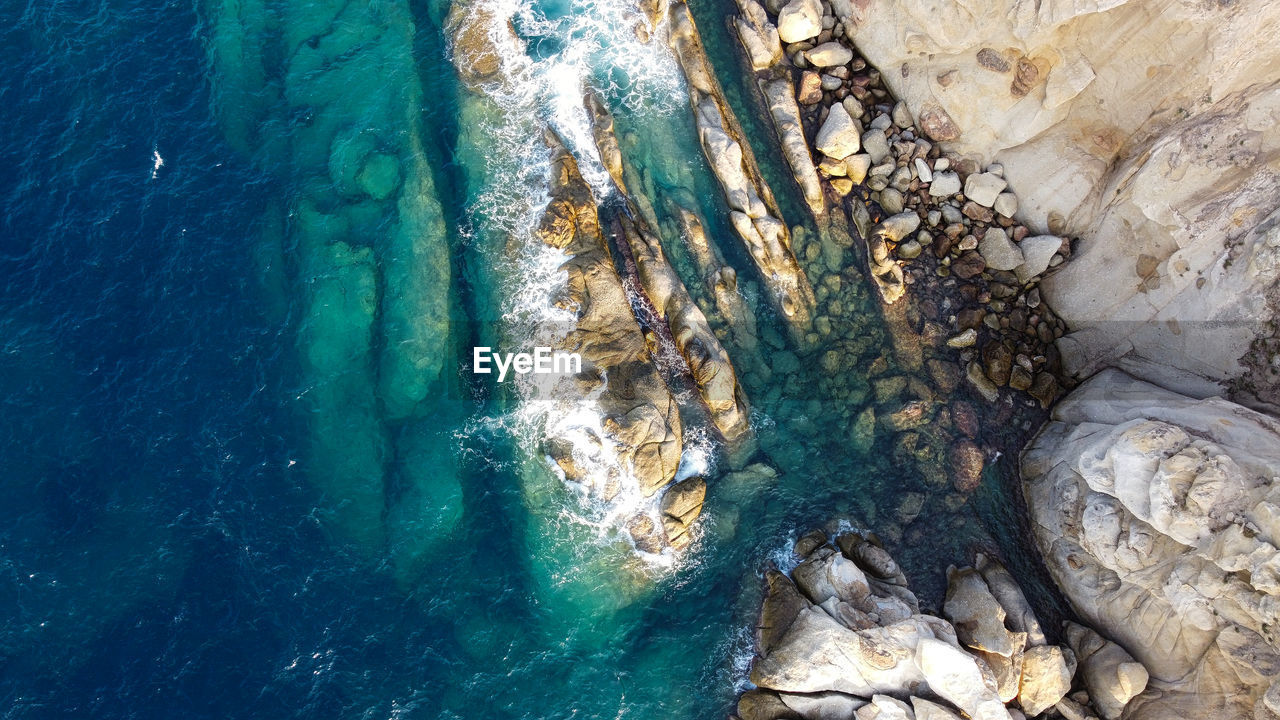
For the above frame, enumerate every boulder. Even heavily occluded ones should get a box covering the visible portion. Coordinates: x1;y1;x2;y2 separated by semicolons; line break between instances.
978;228;1023;271
943;567;1015;655
1017;645;1074;716
776;0;822;43
814;103;861;159
1064;623;1147;720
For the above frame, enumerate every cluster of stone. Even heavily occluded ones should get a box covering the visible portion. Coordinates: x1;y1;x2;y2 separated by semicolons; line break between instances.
734;0;1071;408
735;528;1147;720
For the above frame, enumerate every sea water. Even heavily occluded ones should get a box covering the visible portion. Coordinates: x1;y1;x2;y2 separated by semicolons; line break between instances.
0;0;1054;717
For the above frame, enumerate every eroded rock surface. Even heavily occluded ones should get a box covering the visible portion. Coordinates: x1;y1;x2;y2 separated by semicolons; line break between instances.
1024;368;1280;718
738;531;1105;720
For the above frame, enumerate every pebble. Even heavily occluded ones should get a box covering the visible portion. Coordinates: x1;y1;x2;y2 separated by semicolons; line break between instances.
861;129;891;164
947;328;978;348
929;171;962;197
869;113;893;131
776;0;823;43
879;188;904;214
941;204;963;224
820;74;843;91
934;157;951;171
891;101;913;128
806;41;853;67
829;177;853;196
963;171;1008;207
897;239;922;259
844;154;871;183
797;71;823;104
958;234;978;251
913;157;933;183
993;191;1018;218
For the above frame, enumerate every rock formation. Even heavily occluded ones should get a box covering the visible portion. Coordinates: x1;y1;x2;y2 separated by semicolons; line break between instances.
739;529;1116;720
535;142;684;500
1024;368;1280;718
668;0;816;341
832;0;1280;407
585;94;755;452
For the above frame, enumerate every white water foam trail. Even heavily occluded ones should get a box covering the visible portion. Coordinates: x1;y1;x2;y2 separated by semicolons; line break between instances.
455;0;703;568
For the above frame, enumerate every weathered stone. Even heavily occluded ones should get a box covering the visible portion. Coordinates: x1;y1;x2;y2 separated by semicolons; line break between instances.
815;103;862;159
807;42;854;67
1018;645;1075;716
949;440;985;492
963;172;1007;207
978;228;1023;271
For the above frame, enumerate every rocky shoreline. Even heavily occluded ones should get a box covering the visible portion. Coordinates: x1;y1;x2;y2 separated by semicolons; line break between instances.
737;528;1144;720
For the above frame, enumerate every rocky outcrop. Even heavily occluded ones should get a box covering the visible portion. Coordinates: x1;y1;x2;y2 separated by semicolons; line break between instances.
536;143;683;499
739;530;1107;720
667;0;816;341
834;0;1280;405
585;94;755;451
1023;368;1280;719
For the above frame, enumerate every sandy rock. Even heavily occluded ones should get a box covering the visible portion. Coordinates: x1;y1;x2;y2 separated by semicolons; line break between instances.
943;567;1013;655
1064;624;1147;720
815;103;862;159
733;0;784;70
916;638;1012;720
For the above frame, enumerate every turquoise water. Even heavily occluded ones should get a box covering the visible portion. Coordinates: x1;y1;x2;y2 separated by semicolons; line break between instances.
0;0;1055;717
